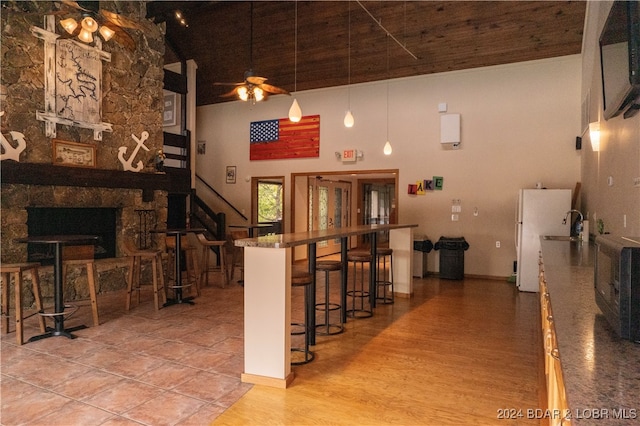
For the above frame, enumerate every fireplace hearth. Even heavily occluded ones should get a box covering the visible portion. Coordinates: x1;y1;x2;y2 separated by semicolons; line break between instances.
26;207;117;265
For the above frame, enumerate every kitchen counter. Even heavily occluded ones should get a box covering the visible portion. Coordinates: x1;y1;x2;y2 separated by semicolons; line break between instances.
540;238;640;422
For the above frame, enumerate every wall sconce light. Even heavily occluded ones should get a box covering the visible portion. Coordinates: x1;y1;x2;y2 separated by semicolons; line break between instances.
589;122;600;152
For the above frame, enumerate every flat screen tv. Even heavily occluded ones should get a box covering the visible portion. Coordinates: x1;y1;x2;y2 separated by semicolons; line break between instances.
599;0;640;120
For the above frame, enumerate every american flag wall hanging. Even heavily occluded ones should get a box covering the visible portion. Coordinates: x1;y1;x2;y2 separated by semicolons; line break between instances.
249;115;320;161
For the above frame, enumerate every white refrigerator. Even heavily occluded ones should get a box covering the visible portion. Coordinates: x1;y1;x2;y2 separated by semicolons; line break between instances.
515;189;571;292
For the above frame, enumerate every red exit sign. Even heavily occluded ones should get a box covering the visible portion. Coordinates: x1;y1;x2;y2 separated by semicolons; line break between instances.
342;149;357;162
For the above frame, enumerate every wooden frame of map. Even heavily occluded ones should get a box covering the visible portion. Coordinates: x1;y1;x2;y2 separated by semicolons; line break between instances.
31;15;113;141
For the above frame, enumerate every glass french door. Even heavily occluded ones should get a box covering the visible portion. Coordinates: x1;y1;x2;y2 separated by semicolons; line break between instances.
361;182;395;246
309;177;351;257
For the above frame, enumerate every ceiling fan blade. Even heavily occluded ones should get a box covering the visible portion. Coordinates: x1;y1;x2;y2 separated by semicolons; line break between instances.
220;87;241;98
259;84;290;96
109;25;136;50
99;9;142;30
59;1;91;13
246;75;267;85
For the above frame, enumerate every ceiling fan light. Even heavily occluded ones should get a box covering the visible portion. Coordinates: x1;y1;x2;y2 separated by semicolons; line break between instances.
78;28;94;43
99;25;115;42
289;98;302;122
60;18;78;35
237;86;249;101
81;16;98;33
383;141;393;155
344;110;354;128
254;87;264;101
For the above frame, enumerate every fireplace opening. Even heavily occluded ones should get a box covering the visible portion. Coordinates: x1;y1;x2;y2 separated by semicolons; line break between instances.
27;207;117;265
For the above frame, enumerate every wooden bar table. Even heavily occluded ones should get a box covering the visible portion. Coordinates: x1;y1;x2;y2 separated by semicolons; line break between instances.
15;235;99;342
151;228;205;306
235;223;417;388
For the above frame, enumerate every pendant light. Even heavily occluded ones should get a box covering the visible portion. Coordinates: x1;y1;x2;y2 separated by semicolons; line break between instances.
383;35;392;155
344;2;354;128
289;0;302;122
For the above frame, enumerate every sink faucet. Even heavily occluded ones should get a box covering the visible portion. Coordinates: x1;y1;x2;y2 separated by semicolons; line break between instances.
563;210;584;239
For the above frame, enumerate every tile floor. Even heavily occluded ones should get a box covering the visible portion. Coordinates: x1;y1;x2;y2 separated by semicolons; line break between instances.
1;271;256;426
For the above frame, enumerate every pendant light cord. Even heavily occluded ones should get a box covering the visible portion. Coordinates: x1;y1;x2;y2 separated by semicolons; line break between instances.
249;2;254;70
294;0;298;93
347;1;351;107
386;34;389;141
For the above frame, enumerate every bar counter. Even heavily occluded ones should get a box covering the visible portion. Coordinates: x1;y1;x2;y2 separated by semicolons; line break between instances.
540;238;640;422
234;223;418;249
236;223;417;388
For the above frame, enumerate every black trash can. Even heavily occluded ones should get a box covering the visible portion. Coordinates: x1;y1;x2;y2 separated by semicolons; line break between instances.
413;237;433;278
434;237;469;280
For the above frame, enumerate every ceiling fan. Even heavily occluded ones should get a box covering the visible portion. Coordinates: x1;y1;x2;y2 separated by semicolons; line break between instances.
215;70;290;103
56;1;141;50
213;2;289;103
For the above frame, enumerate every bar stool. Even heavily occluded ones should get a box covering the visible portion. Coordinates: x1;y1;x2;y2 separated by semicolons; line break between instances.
1;263;46;345
166;236;201;298
291;269;315;365
315;260;344;335
196;233;228;288
61;245;100;327
228;230;249;284
123;242;166;311
346;250;373;319
376;247;394;304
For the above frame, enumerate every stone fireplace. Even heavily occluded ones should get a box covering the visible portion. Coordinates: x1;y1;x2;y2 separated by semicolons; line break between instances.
1;2;181;306
1;180;169;304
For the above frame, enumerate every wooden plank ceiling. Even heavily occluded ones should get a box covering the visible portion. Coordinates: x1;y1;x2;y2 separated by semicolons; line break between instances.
148;1;586;107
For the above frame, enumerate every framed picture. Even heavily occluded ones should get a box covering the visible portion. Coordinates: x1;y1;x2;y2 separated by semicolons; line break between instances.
226;166;236;184
52;139;96;168
163;92;177;126
197;140;206;155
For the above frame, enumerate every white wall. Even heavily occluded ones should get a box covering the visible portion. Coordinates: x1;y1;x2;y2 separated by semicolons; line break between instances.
581;1;640;237
196;55;581;278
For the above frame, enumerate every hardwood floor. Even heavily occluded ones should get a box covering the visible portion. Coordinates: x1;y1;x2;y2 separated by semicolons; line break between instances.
215;276;542;425
1;268;541;425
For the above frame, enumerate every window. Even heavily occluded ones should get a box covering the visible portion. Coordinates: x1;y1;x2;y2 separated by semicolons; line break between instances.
257;181;283;223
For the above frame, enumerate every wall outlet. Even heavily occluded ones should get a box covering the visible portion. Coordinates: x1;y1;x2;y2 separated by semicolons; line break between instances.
634;177;640;187
496;241;501;248
451;214;459;221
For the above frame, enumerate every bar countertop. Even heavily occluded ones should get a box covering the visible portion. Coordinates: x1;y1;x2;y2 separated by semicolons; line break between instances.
234;223;418;248
540;238;640;421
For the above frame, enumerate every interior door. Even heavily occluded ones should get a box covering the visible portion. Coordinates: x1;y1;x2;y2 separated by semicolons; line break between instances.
309;177;351;257
360;180;396;246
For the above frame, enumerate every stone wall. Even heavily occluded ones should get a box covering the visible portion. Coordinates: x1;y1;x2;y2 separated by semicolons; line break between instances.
1;1;171;305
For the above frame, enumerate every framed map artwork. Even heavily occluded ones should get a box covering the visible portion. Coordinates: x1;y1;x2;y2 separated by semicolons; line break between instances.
32;16;112;141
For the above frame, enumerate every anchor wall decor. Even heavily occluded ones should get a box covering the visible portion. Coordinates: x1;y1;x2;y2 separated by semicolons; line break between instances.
118;131;150;172
0;111;27;162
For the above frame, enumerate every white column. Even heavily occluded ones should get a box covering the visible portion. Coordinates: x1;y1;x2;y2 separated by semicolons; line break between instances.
241;246;294;388
390;227;413;297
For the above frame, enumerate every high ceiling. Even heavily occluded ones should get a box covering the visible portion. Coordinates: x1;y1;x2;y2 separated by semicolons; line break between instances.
147;1;586;107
